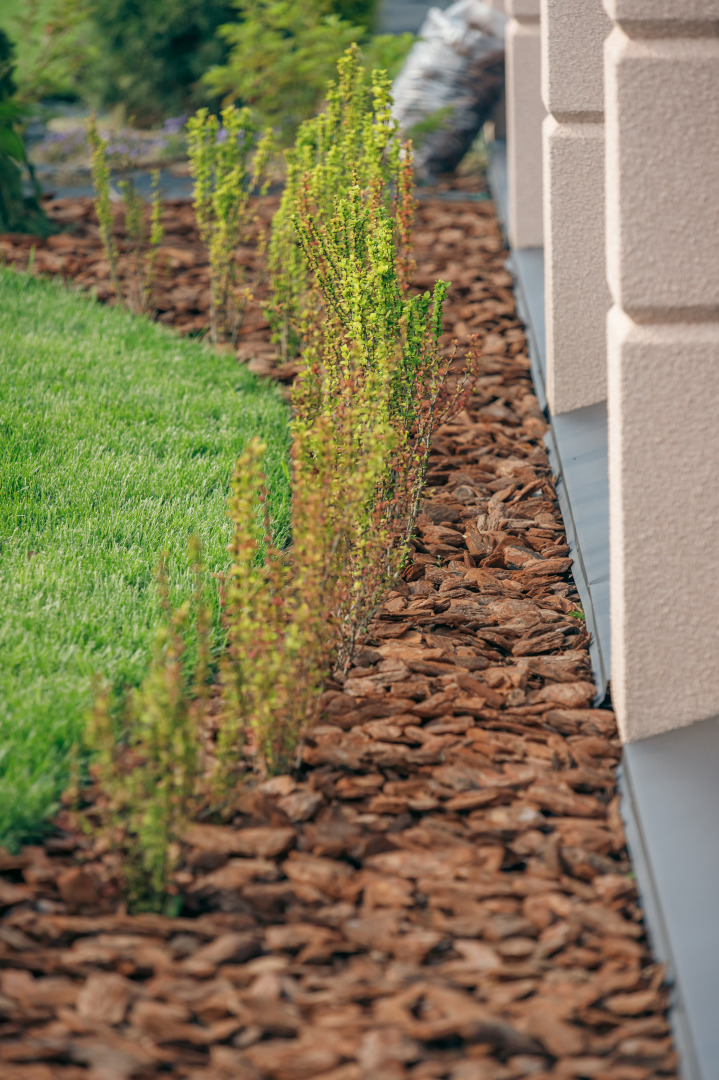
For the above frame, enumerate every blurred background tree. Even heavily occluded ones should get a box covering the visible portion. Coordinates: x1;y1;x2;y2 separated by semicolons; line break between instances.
332;0;378;29
0;0;235;122
76;0;237;124
0;30;52;233
204;0;412;144
78;0;236;123
0;0;412;145
0;0;88;103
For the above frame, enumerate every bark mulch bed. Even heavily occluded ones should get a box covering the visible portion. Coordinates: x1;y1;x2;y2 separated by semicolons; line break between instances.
0;193;679;1080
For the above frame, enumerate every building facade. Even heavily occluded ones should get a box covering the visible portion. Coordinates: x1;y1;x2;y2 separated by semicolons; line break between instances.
493;2;719;1077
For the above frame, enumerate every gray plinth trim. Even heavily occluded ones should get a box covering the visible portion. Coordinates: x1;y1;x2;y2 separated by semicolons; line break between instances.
487;140;609;696
621;717;719;1080
488;142;546;406
544;403;610;701
488;137;509;233
509;246;547;411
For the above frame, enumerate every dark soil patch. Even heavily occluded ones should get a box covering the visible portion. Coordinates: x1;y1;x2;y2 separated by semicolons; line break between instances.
0;194;678;1079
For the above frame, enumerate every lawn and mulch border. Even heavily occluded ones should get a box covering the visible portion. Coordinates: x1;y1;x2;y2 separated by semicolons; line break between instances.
0;196;678;1078
0;269;290;848
0;172;488;383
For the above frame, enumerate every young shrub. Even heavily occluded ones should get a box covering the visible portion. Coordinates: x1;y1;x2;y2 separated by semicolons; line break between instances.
87;119;165;314
87;117;123;303
219;382;394;773
83;382;394;902
146;169;165;309
273;51;477;660
86;541;210;911
219;436;323;775
292;171;470;664
186;105;272;345
118;168;165;315
117;173;143;306
84;53;478;903
267;45;414;358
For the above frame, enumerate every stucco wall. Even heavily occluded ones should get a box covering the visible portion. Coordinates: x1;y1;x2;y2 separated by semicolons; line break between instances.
541;0;611;413
605;2;719;740
506;0;545;248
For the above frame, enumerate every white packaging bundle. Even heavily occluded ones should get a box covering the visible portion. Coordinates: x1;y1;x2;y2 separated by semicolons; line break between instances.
392;0;507;178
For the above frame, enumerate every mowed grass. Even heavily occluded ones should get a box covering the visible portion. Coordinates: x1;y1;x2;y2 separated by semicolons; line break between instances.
0;269;290;848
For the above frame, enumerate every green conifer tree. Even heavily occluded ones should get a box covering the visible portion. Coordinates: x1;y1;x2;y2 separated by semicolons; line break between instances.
0;31;52;236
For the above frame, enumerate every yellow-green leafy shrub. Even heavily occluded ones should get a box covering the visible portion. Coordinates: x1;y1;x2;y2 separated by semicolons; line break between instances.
87;117;164;314
187;105;272;344
267;44;414;359
86;541;211;911
86;50;479;907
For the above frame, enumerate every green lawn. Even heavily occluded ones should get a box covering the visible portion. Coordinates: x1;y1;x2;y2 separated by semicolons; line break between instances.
0;269;290;848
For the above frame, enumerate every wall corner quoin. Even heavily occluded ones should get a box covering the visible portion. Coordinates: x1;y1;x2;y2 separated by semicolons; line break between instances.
506;0;541;21
603;0;719;34
541;0;610;411
506;0;545;248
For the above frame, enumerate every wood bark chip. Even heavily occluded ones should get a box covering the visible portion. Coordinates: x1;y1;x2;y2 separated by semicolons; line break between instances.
0;187;677;1078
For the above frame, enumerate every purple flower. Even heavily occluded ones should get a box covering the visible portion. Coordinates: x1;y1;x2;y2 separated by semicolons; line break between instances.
163;115;188;134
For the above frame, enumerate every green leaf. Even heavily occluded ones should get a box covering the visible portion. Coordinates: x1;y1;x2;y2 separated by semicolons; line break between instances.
0;127;25;162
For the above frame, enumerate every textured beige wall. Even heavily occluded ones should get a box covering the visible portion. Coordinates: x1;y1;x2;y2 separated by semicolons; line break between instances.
543;119;609;411
542;0;609;118
508;0;541;17
605;30;719;320
605;3;719;740
606;0;719;32
608;312;719;741
541;0;611;413
506;0;545;248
